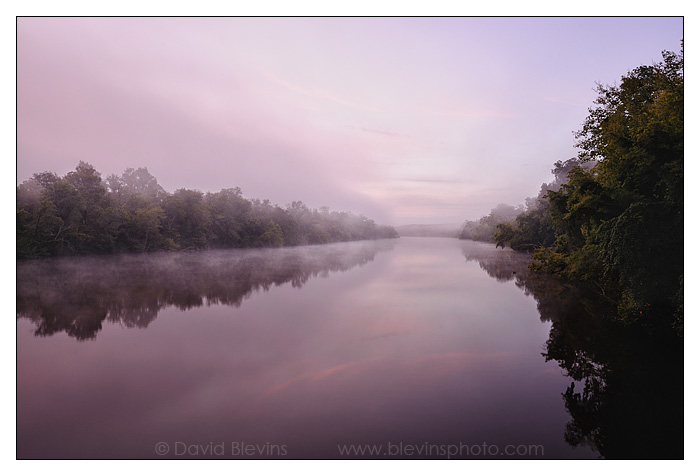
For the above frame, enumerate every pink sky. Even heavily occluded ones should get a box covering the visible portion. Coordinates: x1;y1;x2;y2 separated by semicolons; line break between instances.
17;17;683;225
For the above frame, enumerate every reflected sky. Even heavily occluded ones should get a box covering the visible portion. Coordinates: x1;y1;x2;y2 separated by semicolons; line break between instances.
17;238;598;459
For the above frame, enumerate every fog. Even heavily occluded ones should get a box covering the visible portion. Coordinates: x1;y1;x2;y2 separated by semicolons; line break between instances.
17;240;395;340
16;17;683;225
395;223;461;238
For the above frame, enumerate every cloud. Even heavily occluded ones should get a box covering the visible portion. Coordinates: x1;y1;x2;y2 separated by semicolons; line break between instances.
541;95;587;107
417;108;519;119
264;72;387;113
360;127;402;137
400;177;475;184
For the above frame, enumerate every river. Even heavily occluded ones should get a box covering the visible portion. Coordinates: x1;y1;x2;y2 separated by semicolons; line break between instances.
16;237;683;459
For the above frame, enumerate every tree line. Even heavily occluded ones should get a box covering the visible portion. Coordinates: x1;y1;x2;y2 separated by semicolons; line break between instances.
17;164;398;258
460;47;683;332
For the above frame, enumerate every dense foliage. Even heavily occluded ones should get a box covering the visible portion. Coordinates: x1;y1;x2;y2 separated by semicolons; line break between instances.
461;158;588;249
463;47;683;331
17;164;398;258
459;203;523;242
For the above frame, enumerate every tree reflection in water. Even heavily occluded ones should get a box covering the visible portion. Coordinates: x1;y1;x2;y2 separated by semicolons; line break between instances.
17;240;396;341
461;240;683;459
17;238;682;459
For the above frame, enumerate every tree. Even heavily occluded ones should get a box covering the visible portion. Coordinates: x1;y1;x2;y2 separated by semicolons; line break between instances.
534;46;683;327
576;49;683;209
256;220;284;247
25;162;120;254
105;167;166;208
574;47;682;323
460;203;523;242
162;188;211;249
480;46;683;331
18;163;399;257
121;206;169;252
205;188;252;248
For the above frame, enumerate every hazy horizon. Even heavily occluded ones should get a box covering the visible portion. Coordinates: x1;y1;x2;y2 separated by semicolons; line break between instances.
17;17;683;225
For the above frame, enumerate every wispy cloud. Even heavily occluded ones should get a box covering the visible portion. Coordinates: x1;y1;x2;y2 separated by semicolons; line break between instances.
401;177;475;184
417;108;518;119
360;127;402;137
542;95;586;107
265;72;386;113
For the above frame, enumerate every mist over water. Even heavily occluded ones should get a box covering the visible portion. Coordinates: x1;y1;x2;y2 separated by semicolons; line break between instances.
17;240;396;340
17;238;680;459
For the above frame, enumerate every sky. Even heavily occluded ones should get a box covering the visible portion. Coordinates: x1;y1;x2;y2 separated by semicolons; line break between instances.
16;17;683;225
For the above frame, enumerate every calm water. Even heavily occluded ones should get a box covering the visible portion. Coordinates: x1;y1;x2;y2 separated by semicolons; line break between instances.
16;238;682;459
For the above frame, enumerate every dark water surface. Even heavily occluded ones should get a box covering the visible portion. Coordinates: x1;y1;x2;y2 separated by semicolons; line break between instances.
16;238;682;459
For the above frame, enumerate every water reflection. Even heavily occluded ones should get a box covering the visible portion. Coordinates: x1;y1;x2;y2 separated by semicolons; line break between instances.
17;238;586;459
461;240;683;459
16;238;682;459
16;240;396;340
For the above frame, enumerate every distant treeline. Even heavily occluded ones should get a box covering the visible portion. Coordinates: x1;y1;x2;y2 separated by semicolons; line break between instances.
459;158;592;246
17;164;398;258
460;47;683;332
